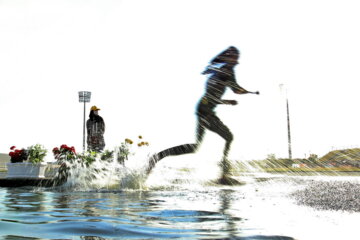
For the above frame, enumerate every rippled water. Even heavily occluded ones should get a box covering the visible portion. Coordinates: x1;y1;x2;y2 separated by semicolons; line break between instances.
1;151;360;240
1;174;359;240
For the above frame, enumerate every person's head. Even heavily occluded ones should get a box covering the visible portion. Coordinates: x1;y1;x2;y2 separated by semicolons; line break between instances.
210;46;239;66
89;106;101;120
90;106;100;115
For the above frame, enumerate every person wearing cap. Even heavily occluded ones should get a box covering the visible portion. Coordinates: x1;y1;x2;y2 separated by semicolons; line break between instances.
146;46;255;181
86;106;105;152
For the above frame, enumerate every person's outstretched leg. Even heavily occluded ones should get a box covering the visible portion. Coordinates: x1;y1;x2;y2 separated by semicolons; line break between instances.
146;120;205;174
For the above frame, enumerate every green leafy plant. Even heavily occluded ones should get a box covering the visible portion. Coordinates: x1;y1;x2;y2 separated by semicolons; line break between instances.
27;144;47;164
78;151;97;167
116;139;133;165
100;149;114;162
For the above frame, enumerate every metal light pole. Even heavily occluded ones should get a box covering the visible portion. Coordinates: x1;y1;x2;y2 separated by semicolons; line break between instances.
279;84;292;160
78;91;91;152
286;98;292;160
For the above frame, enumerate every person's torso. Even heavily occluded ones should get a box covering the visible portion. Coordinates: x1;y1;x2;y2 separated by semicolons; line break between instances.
197;67;235;114
88;120;103;135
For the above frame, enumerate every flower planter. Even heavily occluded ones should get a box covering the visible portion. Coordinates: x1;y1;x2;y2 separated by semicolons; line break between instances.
6;163;47;179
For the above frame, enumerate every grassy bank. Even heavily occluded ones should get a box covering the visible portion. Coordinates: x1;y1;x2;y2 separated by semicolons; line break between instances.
235;166;360;176
236;153;360;176
264;167;360;173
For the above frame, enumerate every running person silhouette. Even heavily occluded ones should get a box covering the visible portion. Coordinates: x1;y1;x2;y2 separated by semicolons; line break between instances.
146;46;259;181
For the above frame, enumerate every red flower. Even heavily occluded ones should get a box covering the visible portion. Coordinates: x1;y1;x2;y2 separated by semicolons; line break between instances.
53;144;76;161
8;146;27;163
70;146;76;154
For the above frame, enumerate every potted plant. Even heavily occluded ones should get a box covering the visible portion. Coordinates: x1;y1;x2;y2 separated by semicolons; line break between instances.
7;144;48;179
28;144;47;163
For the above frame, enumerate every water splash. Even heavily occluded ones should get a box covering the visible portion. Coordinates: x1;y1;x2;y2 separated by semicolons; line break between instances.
52;144;280;191
56;148;152;191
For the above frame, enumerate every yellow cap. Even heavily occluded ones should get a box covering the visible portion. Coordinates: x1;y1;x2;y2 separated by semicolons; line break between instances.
90;106;101;111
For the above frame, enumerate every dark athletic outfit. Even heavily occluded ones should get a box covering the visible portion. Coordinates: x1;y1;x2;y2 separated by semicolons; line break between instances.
196;64;246;147
147;63;248;173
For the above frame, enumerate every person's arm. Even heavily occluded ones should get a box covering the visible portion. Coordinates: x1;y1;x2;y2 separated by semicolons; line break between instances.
203;95;237;105
228;80;250;95
217;75;245;105
221;99;238;105
225;70;252;94
231;84;259;95
221;83;258;104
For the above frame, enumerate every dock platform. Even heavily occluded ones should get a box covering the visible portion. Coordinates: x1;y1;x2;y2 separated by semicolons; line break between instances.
0;177;57;187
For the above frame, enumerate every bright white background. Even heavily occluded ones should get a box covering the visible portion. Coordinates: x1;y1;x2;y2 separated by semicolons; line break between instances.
1;0;360;161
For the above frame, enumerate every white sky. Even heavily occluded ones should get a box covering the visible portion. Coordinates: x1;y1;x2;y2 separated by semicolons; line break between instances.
1;0;360;161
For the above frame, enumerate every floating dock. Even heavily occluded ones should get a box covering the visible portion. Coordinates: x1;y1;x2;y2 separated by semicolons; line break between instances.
0;160;61;187
0;177;57;187
0;172;59;187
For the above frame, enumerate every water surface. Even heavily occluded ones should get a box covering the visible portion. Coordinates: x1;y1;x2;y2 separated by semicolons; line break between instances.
1;174;359;239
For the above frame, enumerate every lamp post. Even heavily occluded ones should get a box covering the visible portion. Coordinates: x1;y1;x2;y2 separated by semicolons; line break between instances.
279;84;292;160
78;91;91;152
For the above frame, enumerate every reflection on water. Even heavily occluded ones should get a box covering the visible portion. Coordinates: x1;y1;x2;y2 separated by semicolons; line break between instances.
219;189;238;239
1;175;359;239
3;188;46;212
0;185;297;239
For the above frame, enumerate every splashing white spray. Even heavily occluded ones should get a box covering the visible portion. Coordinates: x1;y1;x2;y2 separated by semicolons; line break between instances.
56;141;244;191
58;147;152;191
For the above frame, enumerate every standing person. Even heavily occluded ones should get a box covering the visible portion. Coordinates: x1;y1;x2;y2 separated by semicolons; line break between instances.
87;106;105;152
146;46;259;183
